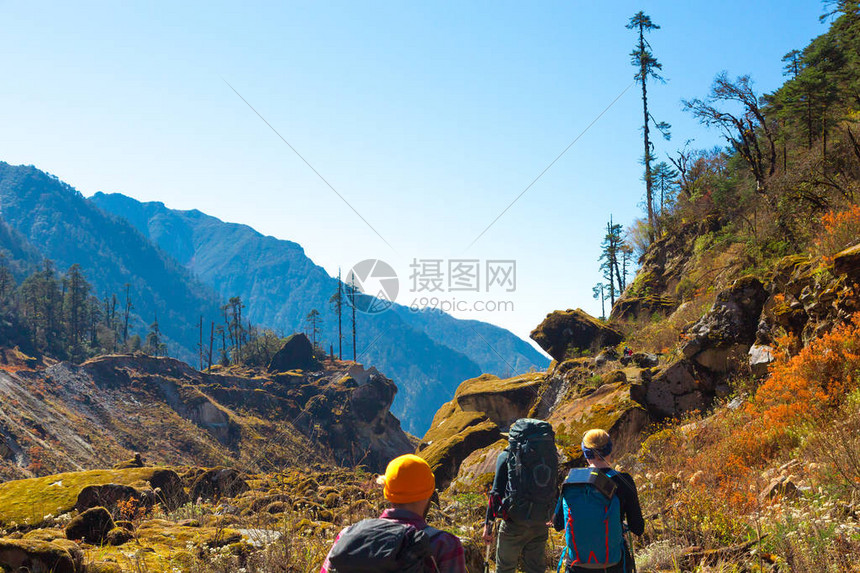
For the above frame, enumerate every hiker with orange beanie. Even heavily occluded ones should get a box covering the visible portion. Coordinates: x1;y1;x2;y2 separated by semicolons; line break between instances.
320;454;467;573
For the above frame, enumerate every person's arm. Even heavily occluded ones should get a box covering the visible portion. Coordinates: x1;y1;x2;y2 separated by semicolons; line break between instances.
618;473;645;536
552;494;565;531
483;450;508;541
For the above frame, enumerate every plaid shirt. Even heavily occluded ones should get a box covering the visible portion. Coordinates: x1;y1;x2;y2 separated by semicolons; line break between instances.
320;508;467;573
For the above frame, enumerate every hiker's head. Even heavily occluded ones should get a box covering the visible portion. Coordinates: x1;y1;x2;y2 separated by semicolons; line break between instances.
581;428;613;462
378;454;436;516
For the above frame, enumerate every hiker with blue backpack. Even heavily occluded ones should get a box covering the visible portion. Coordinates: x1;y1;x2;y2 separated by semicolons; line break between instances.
483;418;559;573
553;429;644;573
320;454;467;573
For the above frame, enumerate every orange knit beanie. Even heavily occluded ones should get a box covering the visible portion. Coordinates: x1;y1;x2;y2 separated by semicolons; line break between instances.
382;454;435;504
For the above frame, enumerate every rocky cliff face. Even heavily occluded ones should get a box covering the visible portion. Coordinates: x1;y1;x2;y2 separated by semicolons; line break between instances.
421;239;860;496
0;354;413;480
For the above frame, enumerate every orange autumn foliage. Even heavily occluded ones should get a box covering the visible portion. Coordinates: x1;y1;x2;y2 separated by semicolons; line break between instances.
814;204;860;262
735;313;860;466
669;313;860;512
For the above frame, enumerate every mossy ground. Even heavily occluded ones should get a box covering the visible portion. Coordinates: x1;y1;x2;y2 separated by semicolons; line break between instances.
0;468;168;528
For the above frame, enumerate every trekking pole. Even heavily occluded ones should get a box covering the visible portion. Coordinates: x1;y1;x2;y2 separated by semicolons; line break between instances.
626;529;637;573
483;520;496;573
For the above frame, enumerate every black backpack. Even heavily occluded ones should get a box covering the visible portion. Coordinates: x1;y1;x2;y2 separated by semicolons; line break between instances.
503;418;558;523
327;518;442;573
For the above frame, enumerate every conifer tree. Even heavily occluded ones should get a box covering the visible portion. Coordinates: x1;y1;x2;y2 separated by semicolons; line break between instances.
330;269;344;360
348;275;357;362
592;283;608;320
122;283;133;346
63;264;90;360
305;308;322;351
628;11;671;243
599;217;627;307
146;313;163;357
651;161;679;225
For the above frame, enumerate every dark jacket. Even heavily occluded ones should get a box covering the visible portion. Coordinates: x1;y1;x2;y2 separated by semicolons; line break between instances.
552;467;645;536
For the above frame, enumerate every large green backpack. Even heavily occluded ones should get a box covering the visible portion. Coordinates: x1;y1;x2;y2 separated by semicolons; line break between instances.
503;418;558;523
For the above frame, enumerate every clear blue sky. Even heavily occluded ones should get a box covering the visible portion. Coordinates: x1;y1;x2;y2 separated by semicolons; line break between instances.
0;1;826;349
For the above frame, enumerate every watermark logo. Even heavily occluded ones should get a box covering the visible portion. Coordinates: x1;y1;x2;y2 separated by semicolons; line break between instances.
346;258;517;314
346;259;399;315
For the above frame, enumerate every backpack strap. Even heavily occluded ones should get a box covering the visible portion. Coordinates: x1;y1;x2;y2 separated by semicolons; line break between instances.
420;526;443;573
422;525;444;540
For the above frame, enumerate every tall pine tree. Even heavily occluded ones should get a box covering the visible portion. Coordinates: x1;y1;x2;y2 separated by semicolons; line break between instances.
628;11;670;243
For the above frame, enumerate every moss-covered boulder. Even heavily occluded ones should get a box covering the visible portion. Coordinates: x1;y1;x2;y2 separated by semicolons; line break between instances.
112;453;145;469
0;538;82;573
610;295;676;321
454;372;545;430
418;371;549;488
448;439;507;493
530;309;622;361
0;468;185;528
65;507;115;544
189;468;248;501
105;527;133;546
549;381;649;466
418;398;502;490
75;483;151;514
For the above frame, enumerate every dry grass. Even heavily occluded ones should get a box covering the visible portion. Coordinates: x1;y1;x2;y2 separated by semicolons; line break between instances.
620;292;716;355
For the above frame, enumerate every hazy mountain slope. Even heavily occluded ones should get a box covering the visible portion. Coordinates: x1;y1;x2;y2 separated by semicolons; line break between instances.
395;308;546;376
0;163;222;361
90;192;549;431
90;192;548;370
0;215;42;280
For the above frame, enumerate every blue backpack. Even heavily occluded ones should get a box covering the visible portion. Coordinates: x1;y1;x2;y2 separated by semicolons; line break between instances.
558;468;624;571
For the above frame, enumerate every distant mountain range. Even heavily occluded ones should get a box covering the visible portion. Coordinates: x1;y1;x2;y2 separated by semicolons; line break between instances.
0;162;548;433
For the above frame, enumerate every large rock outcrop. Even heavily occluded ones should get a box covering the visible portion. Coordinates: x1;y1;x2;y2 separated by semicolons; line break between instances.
610;295;676;322
454;373;546;430
681;277;768;372
759;252;860;348
611;216;723;316
417;373;545;487
630;359;722;419
530;309;622;361
268;333;320;372
549;380;650;467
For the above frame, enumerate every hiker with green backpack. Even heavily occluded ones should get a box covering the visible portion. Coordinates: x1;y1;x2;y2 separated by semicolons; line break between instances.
483;418;559;573
553;429;644;573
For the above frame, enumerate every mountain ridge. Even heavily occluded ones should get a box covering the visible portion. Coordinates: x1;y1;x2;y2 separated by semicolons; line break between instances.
0;163;546;433
89;190;548;431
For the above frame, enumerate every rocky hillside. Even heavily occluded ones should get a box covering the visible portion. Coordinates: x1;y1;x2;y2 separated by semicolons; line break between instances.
0;342;414;482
